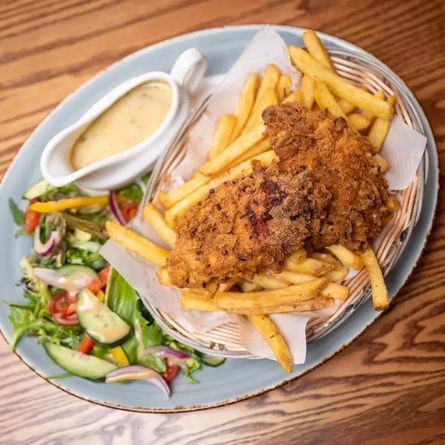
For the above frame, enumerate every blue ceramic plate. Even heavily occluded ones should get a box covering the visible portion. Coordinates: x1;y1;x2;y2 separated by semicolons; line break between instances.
0;25;438;413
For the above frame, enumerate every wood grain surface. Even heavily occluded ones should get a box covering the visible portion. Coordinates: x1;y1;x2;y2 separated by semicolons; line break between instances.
1;0;444;443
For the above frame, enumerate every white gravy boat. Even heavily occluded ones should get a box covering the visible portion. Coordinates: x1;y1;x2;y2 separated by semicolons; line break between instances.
40;48;207;192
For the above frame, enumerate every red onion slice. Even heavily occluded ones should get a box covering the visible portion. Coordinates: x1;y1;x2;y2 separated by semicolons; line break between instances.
109;191;126;225
105;365;170;397
33;225;60;257
145;345;190;369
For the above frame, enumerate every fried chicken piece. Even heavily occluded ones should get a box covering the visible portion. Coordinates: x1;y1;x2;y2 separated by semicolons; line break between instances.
262;103;389;252
167;163;331;288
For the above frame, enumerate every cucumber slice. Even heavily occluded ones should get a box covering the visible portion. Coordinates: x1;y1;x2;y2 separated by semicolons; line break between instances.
77;288;132;347
43;342;117;379
23;179;55;200
202;354;226;367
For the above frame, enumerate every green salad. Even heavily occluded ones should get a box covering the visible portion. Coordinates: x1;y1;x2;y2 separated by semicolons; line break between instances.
7;175;224;397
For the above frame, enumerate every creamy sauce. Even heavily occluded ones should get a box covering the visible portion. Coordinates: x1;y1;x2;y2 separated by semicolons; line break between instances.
86;325;130;344
71;80;172;171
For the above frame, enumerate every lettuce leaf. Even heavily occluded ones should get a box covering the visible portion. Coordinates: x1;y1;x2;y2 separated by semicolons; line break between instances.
105;268;165;372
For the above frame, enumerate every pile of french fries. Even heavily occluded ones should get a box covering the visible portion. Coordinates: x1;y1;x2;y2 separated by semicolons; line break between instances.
106;30;400;373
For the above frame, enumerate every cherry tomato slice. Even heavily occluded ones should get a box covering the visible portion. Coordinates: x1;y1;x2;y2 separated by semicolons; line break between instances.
24;198;41;233
122;202;139;223
66;300;77;316
87;279;102;295
48;292;79;325
98;265;111;287
163;364;179;383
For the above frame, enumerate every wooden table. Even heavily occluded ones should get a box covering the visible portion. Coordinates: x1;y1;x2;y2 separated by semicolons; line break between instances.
1;0;444;443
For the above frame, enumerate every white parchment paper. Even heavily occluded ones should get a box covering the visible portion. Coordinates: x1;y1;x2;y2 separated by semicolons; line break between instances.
380;116;427;190
101;25;427;364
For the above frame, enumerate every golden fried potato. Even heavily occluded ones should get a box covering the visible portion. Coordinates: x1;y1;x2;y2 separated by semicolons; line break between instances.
105;221;169;267
208;114;238;159
361;247;389;311
142;203;177;248
247;314;294;373
288;46;393;118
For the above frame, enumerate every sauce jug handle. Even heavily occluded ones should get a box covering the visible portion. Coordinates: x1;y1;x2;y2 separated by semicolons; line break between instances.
170;48;207;95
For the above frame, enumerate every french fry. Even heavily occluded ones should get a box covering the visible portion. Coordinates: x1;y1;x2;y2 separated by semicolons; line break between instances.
338;98;356;114
105;221;169;267
313;79;347;119
323;267;348;282
231;73;259;142
282;90;302;104
277;271;317;284
301;75;314;109
288;46;393;118
208;114;238;159
310;251;339;266
181;292;221;312
277;74;292;102
386;195;401;212
198;125;266;177
165;150;277;227
309;253;348;282
247;315;294;373
326;245;364;270
242;88;278;135
361;90;385;122
347;113;371;131
142;203;177;248
361;247;389;311
214;278;328;312
278;268;348;297
218;277;239;292
288;248;307;264
156;267;176;289
320;282;349;301
251;273;288;290
368;95;396;151
303;30;334;71
373;90;385;100
284;257;334;276
233;297;334;315
191;171;203;179
224;138;272;171
238;279;263;293
157;174;210;209
374;153;391;173
253;64;280;109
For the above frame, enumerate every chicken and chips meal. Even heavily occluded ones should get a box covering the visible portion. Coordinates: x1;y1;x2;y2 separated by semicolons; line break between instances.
106;30;399;372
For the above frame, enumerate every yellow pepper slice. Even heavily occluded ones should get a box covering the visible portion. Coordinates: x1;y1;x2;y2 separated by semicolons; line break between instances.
109;346;129;367
30;195;127;213
96;290;105;301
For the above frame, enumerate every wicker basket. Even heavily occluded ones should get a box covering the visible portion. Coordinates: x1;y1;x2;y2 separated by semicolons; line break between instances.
141;48;427;359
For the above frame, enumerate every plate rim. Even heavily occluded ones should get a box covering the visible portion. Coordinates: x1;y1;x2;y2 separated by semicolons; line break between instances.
0;24;439;413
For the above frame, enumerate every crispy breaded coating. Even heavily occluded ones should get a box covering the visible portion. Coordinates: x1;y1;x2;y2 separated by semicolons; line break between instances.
262;103;389;252
167;163;331;288
167;103;390;288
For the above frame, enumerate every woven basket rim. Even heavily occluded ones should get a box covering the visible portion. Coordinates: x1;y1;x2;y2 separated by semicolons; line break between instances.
141;47;427;359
